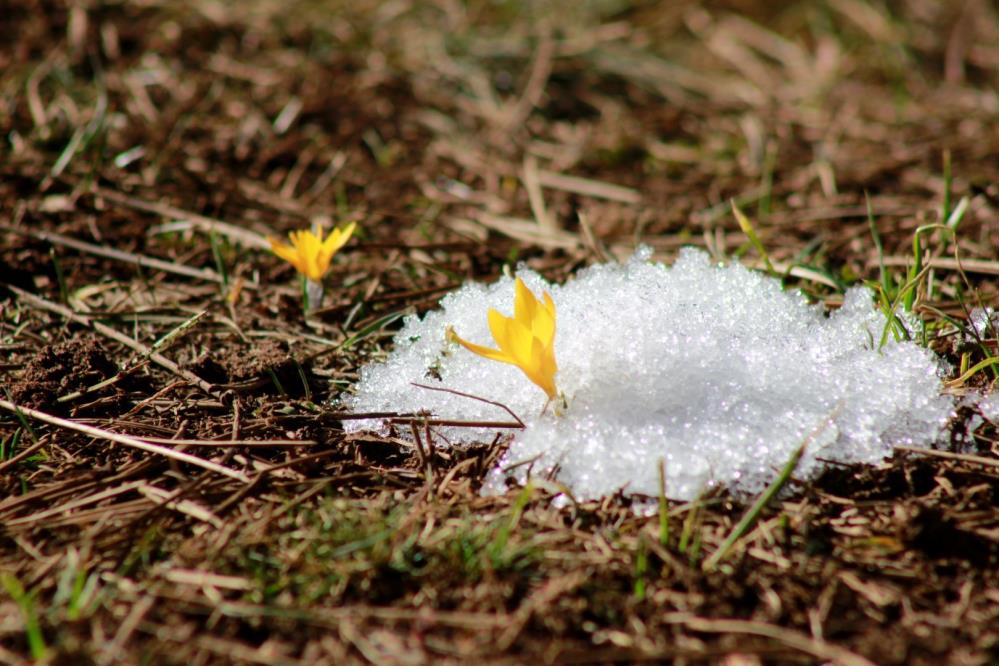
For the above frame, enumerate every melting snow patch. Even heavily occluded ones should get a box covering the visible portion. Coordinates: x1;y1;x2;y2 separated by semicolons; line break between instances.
344;249;953;501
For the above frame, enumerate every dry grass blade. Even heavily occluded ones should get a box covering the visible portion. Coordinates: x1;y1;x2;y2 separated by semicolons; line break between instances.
137;484;225;528
741;259;841;288
536;169;642;204
522;155;556;231
0;224;245;287
668;616;879;666
465;212;580;250
93;186;271;250
1;480;145;526
879;255;999;276
0;399;250;483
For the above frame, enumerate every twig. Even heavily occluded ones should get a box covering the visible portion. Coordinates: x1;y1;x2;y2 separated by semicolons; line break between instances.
0;399;249;483
130;437;318;448
245;449;341;479
409;421;434;490
137;484;224;528
894;445;999;469
388;417;524;429
57;360;149;403
56;313;205;404
408;420;429;467
411;382;525;427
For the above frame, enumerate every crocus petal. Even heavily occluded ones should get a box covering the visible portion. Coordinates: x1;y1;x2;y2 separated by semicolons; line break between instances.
513;278;537;324
316;239;335;271
449;329;513;365
325;222;356;256
303;232;325;281
269;237;307;275
542;292;556;325
506;317;536;368
531;300;556;346
317;223;352;269
453;277;559;400
272;225;356;283
487;309;515;358
540;344;558;389
518;336;555;399
288;230;309;261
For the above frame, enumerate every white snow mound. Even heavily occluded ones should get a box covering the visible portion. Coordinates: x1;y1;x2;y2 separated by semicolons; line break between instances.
344;248;953;501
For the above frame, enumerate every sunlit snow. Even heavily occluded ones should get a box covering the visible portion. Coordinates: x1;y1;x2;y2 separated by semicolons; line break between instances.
344;248;953;501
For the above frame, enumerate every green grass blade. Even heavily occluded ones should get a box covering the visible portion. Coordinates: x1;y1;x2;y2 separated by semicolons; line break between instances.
491;482;534;563
731;200;776;276
945;196;969;230
149;310;209;356
340;310;408;351
941;149;952;224
703;407;838;572
633;533;648;601
1;573;47;661
866;192;891;297
209;229;229;290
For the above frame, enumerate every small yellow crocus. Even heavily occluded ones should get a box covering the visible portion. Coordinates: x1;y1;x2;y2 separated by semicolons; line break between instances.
269;222;356;283
449;277;558;400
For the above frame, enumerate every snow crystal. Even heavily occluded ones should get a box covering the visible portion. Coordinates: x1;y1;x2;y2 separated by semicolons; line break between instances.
968;307;999;339
343;249;953;501
978;392;999;424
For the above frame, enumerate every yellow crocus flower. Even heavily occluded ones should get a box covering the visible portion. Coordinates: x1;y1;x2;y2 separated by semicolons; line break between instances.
449;277;558;400
269;222;356;282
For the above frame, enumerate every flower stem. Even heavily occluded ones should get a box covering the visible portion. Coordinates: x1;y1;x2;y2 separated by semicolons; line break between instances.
302;277;324;312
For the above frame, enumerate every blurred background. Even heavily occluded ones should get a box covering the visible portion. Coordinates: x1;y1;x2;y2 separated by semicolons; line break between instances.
3;1;997;288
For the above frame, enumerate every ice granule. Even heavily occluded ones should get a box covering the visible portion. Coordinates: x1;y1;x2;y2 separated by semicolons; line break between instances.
343;248;954;501
968;307;998;339
978;393;999;424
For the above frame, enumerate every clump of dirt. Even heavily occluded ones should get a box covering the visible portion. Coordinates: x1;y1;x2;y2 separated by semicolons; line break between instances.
191;339;307;395
10;337;119;411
